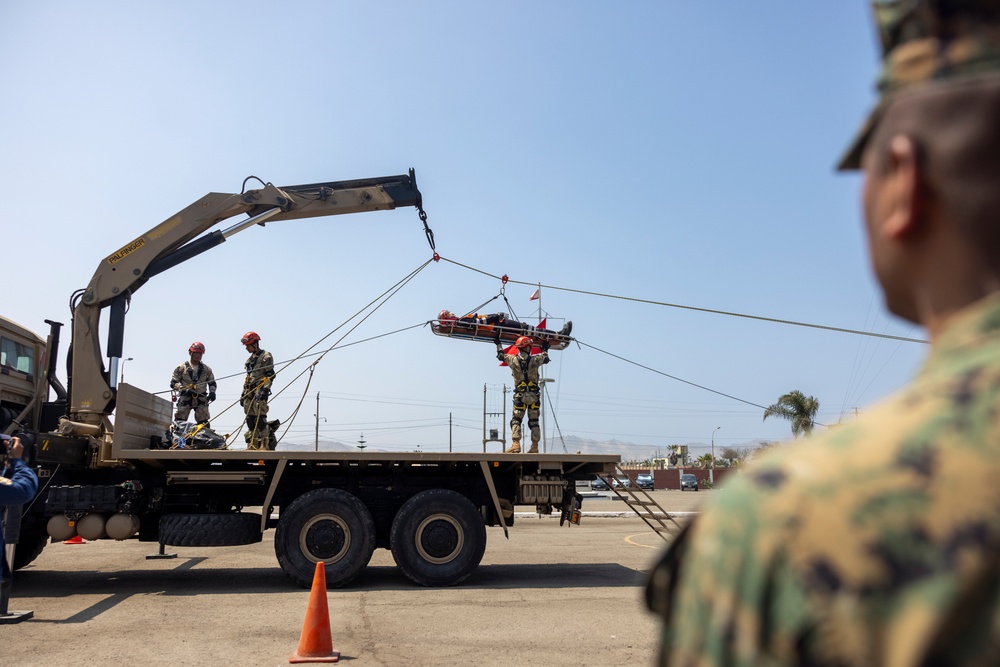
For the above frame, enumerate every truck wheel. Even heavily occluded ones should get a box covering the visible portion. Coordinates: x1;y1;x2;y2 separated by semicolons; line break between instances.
274;488;376;589
390;489;486;587
159;513;262;546
13;529;49;570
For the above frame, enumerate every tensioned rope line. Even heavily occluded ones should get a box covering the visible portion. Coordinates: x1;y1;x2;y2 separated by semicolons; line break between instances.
214;259;433;446
438;256;929;345
265;259;434;445
280;258;435;376
167;321;429;394
577;338;830;429
541;383;569;454
575;339;771;411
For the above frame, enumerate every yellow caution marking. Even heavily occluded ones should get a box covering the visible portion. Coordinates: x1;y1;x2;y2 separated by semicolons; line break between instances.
625;532;662;549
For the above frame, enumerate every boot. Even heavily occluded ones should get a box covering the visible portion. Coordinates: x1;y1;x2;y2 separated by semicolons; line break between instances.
505;441;521;454
528;443;539;454
559;321;573;337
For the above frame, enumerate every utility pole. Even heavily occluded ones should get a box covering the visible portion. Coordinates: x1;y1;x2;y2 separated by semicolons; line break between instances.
710;426;721;485
538;378;554;453
313;392;328;451
357;433;367;451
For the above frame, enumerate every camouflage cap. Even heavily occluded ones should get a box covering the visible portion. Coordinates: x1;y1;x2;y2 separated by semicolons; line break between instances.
839;0;1000;170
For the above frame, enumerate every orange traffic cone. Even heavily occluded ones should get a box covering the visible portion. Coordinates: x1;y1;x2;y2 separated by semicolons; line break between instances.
62;535;87;545
289;562;340;664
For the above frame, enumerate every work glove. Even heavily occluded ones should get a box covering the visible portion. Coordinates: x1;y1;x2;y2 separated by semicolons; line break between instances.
541;340;550;352
208;392;216;403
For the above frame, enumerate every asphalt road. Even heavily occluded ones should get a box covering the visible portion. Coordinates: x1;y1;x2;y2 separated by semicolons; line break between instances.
4;490;707;666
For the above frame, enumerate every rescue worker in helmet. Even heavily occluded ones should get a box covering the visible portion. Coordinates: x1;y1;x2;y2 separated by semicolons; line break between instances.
495;332;551;453
170;342;217;425
239;331;276;451
439;310;572;339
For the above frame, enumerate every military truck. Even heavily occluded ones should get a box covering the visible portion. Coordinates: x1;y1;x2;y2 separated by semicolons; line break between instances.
2;170;618;588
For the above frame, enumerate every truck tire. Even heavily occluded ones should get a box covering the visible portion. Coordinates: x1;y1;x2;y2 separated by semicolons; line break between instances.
13;529;49;571
390;489;487;587
274;488;376;589
159;513;262;546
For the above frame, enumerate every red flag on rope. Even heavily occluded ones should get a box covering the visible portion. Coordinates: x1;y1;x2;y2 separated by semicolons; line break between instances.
529;288;540;301
538;318;547;330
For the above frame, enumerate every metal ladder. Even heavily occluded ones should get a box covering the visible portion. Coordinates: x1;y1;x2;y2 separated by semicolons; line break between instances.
599;466;683;542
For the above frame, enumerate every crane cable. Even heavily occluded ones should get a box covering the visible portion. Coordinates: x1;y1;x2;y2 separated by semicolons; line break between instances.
270;258;434;445
437;256;929;345
214;258;434;447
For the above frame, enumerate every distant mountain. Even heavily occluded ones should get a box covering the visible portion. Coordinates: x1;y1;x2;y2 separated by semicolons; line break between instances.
277;437;363;453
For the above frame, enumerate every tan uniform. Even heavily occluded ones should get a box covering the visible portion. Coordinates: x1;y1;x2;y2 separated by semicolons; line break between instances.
170;360;216;424
497;343;549;448
241;348;275;449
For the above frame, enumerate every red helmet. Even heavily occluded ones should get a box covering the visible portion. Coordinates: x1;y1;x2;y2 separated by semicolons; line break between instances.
241;331;260;346
439;310;456;321
515;336;533;349
188;342;205;354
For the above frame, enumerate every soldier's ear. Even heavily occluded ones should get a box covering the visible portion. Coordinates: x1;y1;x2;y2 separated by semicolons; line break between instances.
881;134;926;242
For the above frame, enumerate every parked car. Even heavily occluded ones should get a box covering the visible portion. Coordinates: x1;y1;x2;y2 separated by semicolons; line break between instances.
636;473;654;490
680;473;699;491
591;476;609;490
612;476;632;488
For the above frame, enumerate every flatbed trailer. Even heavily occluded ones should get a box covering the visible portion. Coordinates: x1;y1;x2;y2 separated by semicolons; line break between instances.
21;383;618;588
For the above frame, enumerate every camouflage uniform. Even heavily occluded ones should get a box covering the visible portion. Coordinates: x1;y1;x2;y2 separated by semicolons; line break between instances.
241;348;275;450
496;342;549;448
648;3;1000;665
647;294;1000;665
170;360;217;424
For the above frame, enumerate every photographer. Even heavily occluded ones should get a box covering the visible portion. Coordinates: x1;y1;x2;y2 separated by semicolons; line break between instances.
1;434;38;588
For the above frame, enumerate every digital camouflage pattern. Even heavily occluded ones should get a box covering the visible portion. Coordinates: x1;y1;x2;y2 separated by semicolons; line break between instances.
241;348;274;414
646;293;1000;665
170;360;217;424
497;343;549;445
839;0;1000;169
242;348;274;449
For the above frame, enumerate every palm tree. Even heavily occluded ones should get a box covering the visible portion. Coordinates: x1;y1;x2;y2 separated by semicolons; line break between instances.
763;390;819;437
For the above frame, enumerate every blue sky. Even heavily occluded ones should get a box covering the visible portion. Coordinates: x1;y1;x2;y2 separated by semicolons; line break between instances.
0;2;926;455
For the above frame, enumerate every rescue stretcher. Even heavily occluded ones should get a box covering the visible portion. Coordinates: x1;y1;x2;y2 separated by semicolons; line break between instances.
430;320;573;350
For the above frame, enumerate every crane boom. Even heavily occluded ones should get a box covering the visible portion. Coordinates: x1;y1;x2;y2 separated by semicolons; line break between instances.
63;170;424;433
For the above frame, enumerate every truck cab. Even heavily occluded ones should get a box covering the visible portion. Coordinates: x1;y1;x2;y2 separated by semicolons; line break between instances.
0;315;45;433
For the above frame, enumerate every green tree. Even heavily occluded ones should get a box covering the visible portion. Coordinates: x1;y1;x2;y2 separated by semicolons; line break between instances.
763;390;820;437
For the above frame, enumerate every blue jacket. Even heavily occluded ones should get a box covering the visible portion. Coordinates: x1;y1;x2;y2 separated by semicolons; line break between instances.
1;458;39;579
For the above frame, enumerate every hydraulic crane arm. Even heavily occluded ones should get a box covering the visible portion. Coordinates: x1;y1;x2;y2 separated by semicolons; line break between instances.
65;170;424;432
